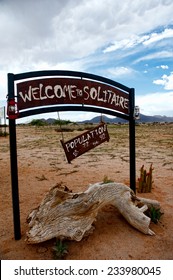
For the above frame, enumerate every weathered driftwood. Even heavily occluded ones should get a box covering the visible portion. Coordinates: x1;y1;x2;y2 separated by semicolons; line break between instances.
26;182;160;244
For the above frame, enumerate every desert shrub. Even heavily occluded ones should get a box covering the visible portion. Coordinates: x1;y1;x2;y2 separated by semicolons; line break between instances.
102;175;114;184
29;119;47;126
53;119;71;125
52;240;68;259
145;206;163;224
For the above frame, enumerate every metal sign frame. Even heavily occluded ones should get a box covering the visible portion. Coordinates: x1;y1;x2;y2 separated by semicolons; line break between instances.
7;70;136;240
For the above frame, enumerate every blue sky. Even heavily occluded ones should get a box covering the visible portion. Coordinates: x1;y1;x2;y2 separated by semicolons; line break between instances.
0;0;173;122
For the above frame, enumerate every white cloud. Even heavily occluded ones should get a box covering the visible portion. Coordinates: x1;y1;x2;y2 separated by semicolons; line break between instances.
103;35;150;53
134;51;173;63
156;65;169;69
107;67;135;77
153;79;165;86
136;91;173;116
143;28;173;46
1;0;173;67
1;0;173;118
0;71;8;98
153;72;173;90
32;60;86;72
104;28;173;53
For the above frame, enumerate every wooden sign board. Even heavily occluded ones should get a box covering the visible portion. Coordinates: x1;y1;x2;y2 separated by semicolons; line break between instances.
17;78;129;115
61;123;110;163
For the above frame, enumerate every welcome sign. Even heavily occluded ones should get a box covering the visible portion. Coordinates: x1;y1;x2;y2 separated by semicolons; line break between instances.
7;70;136;241
61;122;110;163
17;78;129;115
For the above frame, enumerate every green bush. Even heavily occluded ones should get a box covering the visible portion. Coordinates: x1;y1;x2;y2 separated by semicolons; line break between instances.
53;119;71;125
52;240;68;259
30;119;47;126
145;206;163;224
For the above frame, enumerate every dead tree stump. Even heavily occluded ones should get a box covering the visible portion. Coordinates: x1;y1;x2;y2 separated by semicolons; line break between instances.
26;182;160;244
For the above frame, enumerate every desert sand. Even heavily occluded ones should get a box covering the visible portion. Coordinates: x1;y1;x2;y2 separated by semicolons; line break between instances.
0;122;173;259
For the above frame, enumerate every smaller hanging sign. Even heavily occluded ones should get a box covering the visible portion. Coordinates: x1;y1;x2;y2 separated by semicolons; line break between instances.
60;122;110;163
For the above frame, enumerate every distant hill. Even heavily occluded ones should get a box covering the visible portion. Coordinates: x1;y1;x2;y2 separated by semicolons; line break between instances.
35;114;173;125
81;114;173;124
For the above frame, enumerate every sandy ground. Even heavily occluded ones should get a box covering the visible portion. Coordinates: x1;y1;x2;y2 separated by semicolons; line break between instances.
0;123;173;260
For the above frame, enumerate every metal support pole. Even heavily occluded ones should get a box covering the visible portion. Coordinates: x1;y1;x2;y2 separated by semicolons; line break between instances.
129;88;136;193
9;119;21;240
8;73;21;240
